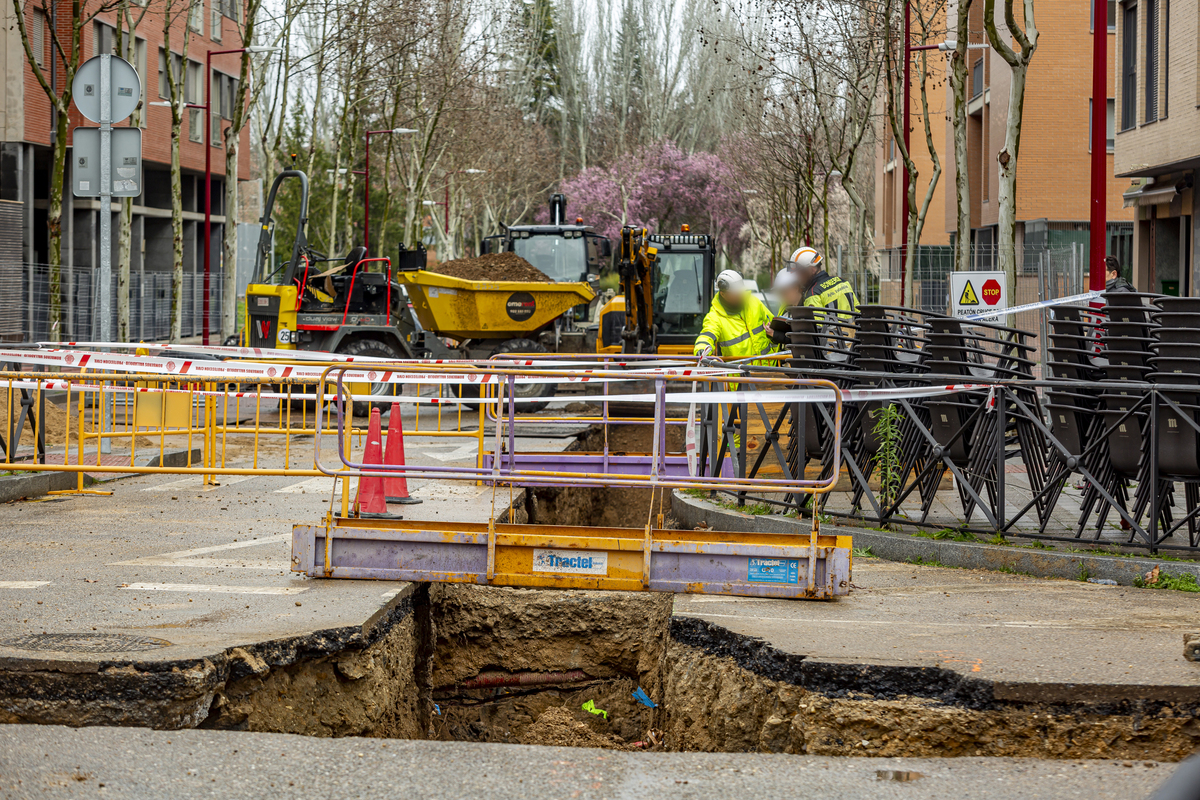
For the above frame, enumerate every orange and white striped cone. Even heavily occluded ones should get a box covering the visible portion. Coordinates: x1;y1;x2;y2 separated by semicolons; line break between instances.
354;408;397;519
384;401;421;505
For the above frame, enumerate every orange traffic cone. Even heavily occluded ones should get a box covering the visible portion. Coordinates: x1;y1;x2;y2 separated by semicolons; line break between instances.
384;401;421;505
355;408;396;518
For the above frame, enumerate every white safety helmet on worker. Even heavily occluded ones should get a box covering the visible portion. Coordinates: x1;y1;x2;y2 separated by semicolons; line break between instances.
716;269;745;294
772;267;800;293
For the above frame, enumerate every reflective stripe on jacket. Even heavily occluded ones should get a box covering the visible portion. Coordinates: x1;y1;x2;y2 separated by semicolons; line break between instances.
693;291;778;361
802;271;860;318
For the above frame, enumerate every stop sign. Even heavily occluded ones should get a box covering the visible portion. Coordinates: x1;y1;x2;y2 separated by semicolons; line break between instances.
981;279;1002;305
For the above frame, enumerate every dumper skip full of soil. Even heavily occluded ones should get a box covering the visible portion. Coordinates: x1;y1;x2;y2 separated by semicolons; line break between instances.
426;253;549;283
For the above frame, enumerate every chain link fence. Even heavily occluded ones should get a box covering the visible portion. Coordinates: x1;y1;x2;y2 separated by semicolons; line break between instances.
0;263;226;343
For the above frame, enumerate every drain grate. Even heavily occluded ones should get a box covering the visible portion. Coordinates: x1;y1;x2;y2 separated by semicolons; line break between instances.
0;633;171;653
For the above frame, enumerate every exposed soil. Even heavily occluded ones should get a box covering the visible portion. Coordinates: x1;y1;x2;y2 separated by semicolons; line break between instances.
427;252;549;283
519;706;638;750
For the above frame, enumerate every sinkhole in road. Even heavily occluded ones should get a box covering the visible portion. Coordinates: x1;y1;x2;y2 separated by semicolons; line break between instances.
201;423;1200;759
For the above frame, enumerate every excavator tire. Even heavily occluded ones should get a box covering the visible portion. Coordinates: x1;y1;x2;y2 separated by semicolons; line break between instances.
337;338;402;418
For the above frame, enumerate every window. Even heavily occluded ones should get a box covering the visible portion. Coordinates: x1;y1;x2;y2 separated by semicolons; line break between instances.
93;20;114;56
1093;0;1117;30
217;0;239;22
1089;98;1117;151
1144;0;1158;122
185;58;204;141
971;58;983;98
210;72;239;143
211;2;222;41
1121;3;1137;130
31;11;45;67
158;48;182;99
188;0;203;34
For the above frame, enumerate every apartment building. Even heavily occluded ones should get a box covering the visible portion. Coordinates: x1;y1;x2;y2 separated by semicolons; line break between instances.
0;0;252;340
1114;0;1200;295
876;0;1134;293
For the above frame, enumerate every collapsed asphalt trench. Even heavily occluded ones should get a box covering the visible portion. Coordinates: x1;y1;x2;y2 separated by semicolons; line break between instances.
6;426;1200;760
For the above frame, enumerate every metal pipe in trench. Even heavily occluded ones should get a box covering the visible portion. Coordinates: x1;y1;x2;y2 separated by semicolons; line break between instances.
456;669;589;691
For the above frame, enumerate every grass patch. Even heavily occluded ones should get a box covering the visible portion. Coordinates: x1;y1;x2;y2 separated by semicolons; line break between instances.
907;555;954;569
1135;569;1200;592
853;546;876;559
987;533;1009;546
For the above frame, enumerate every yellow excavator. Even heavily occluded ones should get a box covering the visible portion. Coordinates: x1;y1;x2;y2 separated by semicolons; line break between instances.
596;225;715;355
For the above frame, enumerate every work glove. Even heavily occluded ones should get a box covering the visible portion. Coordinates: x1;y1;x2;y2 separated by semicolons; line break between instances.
696;344;713;358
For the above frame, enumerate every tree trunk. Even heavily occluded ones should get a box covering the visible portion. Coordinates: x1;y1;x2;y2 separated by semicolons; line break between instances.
47;108;69;342
995;61;1027;302
118;196;132;341
950;0;973;272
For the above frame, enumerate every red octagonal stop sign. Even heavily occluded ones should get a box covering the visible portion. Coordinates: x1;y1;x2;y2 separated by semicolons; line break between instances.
981;279;1002;305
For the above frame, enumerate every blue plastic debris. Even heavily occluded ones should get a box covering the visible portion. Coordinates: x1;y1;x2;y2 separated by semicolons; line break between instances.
631;687;657;708
434;703;442;715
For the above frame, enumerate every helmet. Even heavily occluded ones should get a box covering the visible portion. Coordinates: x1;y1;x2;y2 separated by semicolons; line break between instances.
716;269;745;294
788;246;823;270
772;267;800;292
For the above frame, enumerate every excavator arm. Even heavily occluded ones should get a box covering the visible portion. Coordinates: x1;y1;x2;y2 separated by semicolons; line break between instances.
617;226;658;353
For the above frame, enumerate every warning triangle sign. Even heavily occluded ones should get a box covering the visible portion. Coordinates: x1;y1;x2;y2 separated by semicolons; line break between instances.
959;281;979;306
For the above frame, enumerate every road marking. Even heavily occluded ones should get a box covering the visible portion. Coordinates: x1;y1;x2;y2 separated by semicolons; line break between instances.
419;443;478;462
277;477;342;494
0;581;51;589
110;533;291;570
380;587;404;600
123;582;308;596
143;475;256;492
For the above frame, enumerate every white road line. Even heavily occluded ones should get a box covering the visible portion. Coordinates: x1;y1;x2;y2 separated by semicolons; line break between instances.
143;475;258;492
420;444;479;462
109;533;291;569
276;477;342;494
682;610;1091;631
123;582;308;596
380;587;404;600
0;581;51;589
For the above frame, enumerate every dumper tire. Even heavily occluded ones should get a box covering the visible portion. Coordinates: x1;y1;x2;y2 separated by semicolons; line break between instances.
452;338;553;413
337;338;402;418
491;338;554;413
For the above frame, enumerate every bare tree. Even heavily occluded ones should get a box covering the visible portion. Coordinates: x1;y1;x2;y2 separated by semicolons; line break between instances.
948;0;973;272
115;0;151;341
160;0;197;340
984;0;1038;301
11;0;119;339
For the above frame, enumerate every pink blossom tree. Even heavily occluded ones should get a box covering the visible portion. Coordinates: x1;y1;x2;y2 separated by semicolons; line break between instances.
554;140;750;263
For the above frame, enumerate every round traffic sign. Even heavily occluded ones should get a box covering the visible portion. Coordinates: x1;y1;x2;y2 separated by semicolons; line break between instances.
72;55;141;124
982;278;1002;306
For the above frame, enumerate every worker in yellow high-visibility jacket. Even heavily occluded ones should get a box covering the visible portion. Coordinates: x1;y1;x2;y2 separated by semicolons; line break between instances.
693;270;778;362
693;270;778;455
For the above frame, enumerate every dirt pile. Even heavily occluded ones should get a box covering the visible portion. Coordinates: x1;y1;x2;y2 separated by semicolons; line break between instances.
428;252;549;283
519;706;636;750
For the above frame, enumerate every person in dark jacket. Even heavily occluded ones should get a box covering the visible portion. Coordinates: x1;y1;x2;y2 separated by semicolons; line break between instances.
1105;255;1135;293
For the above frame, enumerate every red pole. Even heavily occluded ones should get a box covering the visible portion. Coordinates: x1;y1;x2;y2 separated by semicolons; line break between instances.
444;183;449;236
363;131;371;255
203;50;212;346
1089;0;1108;292
900;0;911;307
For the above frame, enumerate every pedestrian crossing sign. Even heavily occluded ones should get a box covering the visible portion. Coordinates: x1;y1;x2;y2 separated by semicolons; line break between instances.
949;271;1007;318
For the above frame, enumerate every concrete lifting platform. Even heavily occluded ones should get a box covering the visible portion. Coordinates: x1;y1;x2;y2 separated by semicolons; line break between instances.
291;517;853;599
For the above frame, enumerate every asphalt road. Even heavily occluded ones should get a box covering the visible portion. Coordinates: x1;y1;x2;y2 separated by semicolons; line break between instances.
0;415;571;665
0;724;1180;800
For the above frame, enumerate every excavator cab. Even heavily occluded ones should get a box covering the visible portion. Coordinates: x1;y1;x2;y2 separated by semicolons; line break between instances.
596;227;715;355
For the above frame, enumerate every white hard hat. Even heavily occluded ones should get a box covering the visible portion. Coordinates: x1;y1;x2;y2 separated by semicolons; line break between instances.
788;246;823;270
716;269;745;293
772;267;800;292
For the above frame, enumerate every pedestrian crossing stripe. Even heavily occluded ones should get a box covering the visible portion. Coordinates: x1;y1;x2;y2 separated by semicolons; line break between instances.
959;281;979;306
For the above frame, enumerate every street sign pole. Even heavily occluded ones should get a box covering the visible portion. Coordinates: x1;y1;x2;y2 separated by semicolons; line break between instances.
99;54;112;344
